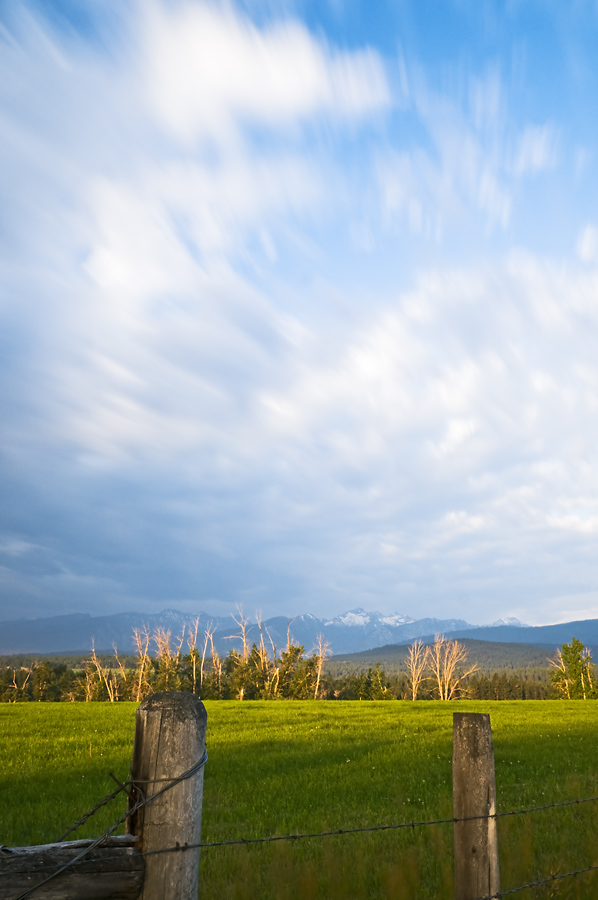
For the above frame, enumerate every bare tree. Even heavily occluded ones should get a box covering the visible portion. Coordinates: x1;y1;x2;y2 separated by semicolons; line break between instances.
250;618;280;699
89;641;117;702
264;624;280;698
7;667;32;702
286;619;295;652
229;605;251;661
187;617;201;695
154;627;185;692
113;643;128;699
548;647;570;698
199;626;212;690
208;630;223;698
132;626;152;702
405;639;429;700
313;634;332;700
83;662;98;702
428;634;478;700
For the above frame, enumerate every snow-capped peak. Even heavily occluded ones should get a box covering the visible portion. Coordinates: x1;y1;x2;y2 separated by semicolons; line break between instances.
337;609;371;627
324;608;414;628
379;613;414;626
489;617;526;627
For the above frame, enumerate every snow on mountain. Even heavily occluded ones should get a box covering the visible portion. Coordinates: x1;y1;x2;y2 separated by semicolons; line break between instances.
325;608;413;628
488;617;526;627
328;608;372;627
0;606;531;656
379;613;414;627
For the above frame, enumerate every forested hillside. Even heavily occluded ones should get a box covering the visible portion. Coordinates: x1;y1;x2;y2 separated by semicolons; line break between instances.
327;639;560;677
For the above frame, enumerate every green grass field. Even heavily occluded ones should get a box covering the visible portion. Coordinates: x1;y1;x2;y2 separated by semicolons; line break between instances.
2;701;598;898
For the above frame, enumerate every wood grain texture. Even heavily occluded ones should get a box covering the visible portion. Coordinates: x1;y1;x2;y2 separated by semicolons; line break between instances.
127;692;207;900
0;835;143;900
453;712;500;900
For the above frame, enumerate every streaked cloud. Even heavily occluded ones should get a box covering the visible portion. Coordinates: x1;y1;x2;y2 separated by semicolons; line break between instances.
576;223;598;263
512;124;558;176
142;1;390;143
1;0;597;626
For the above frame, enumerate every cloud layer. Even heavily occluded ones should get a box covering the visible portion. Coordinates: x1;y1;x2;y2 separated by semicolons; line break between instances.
1;0;598;625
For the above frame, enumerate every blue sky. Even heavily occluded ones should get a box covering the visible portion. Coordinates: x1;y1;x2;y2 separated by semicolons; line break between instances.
1;0;598;626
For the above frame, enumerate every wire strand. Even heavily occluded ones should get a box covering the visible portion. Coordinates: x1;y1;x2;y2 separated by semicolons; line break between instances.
5;768;597;900
56;776;129;842
474;862;598;898
8;750;208;900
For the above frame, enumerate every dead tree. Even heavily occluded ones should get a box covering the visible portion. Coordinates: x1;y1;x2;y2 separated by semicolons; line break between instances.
186;617;201;695
113;643;129;699
208;631;223;698
229;605;251;661
90;642;118;702
405;639;428;700
7;667;32;702
313;634;332;700
199;626;212;690
429;634;478;700
132;626;152;702
153;627;185;692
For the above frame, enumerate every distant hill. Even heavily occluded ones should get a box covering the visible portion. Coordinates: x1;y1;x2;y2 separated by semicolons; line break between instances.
325;638;567;676
419;619;598;649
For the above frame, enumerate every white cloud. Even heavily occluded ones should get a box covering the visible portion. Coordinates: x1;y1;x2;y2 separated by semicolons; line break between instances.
433;417;478;458
512;124;558;175
0;539;37;557
376;67;514;238
84;152;322;293
1;0;598;624
142;1;390;144
468;67;504;134
516;592;598;627
576;223;598;263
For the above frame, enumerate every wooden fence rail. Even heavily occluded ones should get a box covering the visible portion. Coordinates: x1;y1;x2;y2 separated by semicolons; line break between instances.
0;835;143;900
1;705;504;900
0;693;207;900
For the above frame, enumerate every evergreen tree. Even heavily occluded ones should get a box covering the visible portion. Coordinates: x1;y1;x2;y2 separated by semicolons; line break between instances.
549;638;595;699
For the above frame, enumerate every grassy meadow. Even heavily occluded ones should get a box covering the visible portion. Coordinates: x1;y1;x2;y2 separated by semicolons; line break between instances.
2;701;598;898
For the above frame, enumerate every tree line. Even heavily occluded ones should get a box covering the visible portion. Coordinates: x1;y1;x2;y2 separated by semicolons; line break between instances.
0;617;593;703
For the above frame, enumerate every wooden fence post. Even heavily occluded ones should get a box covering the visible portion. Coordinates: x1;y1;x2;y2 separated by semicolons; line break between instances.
127;692;208;900
453;712;500;900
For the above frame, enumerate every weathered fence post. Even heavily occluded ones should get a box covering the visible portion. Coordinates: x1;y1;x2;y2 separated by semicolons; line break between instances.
453;712;500;900
127;692;208;900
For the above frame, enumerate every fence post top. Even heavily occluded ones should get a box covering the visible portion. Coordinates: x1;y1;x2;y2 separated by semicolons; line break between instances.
137;691;207;722
453;711;490;726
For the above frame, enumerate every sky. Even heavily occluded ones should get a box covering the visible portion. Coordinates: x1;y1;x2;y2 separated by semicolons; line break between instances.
1;0;598;626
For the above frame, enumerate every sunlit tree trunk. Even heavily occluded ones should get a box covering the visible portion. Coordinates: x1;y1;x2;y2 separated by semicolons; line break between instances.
313;634;331;700
405;639;428;700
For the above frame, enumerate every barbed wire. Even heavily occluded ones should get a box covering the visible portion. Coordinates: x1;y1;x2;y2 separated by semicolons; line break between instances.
4;769;598;899
56;774;131;842
6;787;598;868
6;750;208;900
474;862;598;899
7;790;597;871
134;792;598;854
55;753;213;844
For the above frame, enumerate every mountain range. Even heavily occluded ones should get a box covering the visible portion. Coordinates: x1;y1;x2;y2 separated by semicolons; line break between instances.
0;606;591;657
